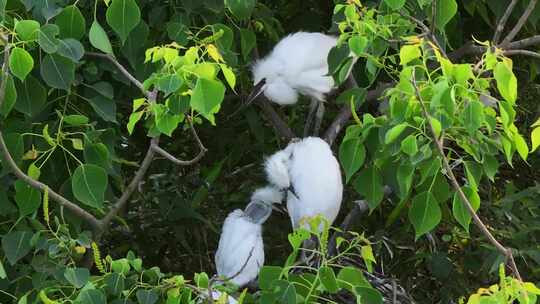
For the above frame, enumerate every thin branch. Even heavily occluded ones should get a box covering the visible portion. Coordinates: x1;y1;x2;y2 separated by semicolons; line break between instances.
411;72;522;281
98;137;158;232
501;0;539;46
492;0;519;44
504;49;540;59
0;131;102;231
323;83;392;146
430;0;437;34
255;97;295;141
151;118;208;165
328;200;369;257
85;52;147;97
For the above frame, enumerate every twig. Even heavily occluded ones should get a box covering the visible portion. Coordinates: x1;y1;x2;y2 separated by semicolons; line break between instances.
410;72;522;281
430;0;437;34
492;0;519;44
85;52;148;97
255;97;295;141
0;131;102;231
328;200;369;257
151;118;208;165
323;83;392;146
501;0;539;46
504;49;540;59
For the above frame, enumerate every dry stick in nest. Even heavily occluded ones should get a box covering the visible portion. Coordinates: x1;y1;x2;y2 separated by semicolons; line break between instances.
410;72;523;282
207;246;256;304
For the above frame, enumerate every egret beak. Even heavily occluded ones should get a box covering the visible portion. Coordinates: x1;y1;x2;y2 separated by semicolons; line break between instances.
227;79;266;119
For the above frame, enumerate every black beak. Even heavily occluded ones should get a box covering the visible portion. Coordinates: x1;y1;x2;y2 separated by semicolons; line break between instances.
227;79;266;119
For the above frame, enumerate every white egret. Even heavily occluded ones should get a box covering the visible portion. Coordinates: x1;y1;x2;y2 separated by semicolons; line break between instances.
264;137;343;230
214;186;283;287
245;32;342;135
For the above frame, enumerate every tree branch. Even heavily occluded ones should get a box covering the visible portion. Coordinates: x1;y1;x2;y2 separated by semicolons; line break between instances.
151;118;208;165
504;49;540;59
255;97;296;141
411;72;522;281
507;35;540;50
492;0;519;45
328;200;369;257
501;0;538;46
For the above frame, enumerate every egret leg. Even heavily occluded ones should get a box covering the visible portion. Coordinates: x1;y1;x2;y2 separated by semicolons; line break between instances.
312;101;325;136
303;98;319;137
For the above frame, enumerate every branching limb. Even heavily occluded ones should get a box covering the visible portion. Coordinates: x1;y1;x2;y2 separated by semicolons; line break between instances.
492;0;519;45
411;73;522;281
501;0;539;46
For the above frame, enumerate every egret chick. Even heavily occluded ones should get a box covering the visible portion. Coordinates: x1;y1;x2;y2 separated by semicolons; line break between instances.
247;32;340;136
215;186;283;287
264;137;343;230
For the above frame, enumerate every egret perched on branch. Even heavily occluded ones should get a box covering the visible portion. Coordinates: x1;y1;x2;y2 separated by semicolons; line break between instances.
246;32;342;136
215;186;283;287
264;137;343;230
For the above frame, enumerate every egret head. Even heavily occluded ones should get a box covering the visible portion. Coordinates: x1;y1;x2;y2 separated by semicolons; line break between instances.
248;58;298;106
244;186;284;224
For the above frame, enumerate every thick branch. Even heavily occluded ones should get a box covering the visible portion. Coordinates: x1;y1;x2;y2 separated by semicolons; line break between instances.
411;73;522;281
501;0;539;46
0;131;102;231
323;83;392;146
504;49;540;59
507;35;540;50
492;0;519;44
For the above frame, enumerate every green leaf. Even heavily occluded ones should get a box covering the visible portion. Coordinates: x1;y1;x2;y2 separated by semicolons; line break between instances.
513;131;529;161
55;5;86;40
337;267;370;292
9;47;34;81
15;180;41;216
77;289;106;304
452;187;480;233
408;191;441;239
339;138;366;183
220;64;236;90
157;74;183;95
84;143;111;170
191;78;225;124
531;127;540;152
71;138;84;150
319;266;339;293
494;61;517;104
27;163;40;179
15;20;40;41
274;280;296;304
156;113;182;137
225;0;256;20
349;36;368;55
0;259;6;279
105;273;125;296
0;75;16;117
71;164;108;208
462;100;484;134
57;38;85;62
14;75;46;117
64;267;90;288
166;22;188;45
111;258;130;274
259;266;282;290
38;24;60;54
127;111;144;134
64;114;89;126
384;123;408;144
89;95;117;123
2;231;32;265
136;289;159;304
354;166;384;210
397;163;414;198
240;28;256;60
106;0;141;44
384;0;405;10
40;54;75;90
399;44;421;65
400;134;418;156
435;0;457;30
361;245;376;272
483;154;499;182
89;21;113;54
354;287;384;304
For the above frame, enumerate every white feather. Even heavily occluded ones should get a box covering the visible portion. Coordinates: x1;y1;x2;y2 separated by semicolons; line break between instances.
265;137;343;229
215;209;264;287
264;150;292;190
251;186;284;204
252;32;338;105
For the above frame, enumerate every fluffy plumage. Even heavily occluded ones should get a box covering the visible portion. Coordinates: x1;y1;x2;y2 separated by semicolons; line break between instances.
215;209;264;287
264;137;343;229
252;32;338;105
